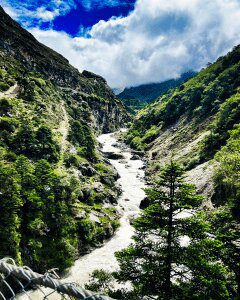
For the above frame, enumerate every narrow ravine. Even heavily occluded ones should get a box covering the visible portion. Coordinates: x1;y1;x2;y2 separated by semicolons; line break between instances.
19;129;146;299
66;130;146;284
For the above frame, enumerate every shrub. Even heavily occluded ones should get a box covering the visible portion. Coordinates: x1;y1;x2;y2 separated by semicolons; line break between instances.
64;153;85;168
0;98;13;116
11;124;60;162
0;82;10;92
200;93;240;161
68;121;96;160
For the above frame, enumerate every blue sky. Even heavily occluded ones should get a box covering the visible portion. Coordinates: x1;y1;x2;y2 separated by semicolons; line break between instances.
2;0;240;88
52;1;136;36
2;0;136;35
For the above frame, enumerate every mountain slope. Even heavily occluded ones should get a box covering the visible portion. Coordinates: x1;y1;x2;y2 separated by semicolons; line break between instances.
118;72;196;113
126;45;240;203
0;6;128;133
0;6;128;272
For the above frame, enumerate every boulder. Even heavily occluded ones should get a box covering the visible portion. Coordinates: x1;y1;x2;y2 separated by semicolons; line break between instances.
89;213;101;224
130;154;141;160
104;152;124;160
80;165;96;176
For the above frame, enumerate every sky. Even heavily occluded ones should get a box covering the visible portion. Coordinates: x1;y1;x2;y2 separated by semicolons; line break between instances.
2;0;240;88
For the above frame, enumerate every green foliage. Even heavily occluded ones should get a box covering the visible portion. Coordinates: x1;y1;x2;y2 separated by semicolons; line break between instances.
0;61;120;274
141;125;159;144
68;120;96;160
0;162;22;263
0;148;119;272
0;82;10;92
77;218;96;243
0;117;18;146
213;124;240;216
64;153;85;168
35;125;60;162
0;42;121;276
207;125;240;296
200;93;240;160
15;157;78;272
19;78;37;102
127;45;240;151
91;162;234;299
86;269;115;294
118;72;196;112
77;210;119;248
0;97;13;116
11;124;60;162
121;98;147;114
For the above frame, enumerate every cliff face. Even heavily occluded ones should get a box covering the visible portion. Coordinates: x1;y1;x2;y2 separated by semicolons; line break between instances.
0;6;128;272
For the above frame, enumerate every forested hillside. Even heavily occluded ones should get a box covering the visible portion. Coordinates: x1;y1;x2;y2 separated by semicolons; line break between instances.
126;45;240;181
0;6;128;273
117;44;240;298
118;72;196;114
85;45;240;299
0;3;240;299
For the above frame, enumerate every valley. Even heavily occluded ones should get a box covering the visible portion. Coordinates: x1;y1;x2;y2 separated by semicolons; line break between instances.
0;4;239;300
19;129;146;299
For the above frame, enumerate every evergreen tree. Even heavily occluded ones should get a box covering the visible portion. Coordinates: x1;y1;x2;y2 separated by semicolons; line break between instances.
14;157;78;272
113;162;233;299
0;162;22;262
208;125;240;297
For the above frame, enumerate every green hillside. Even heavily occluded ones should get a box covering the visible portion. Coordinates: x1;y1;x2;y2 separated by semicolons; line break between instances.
0;6;128;273
124;45;240;294
118;72;196;113
89;45;240;300
126;45;240;165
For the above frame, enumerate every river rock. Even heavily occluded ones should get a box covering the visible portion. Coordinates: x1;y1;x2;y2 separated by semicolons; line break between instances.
105;224;114;237
130;154;141;160
132;150;145;157
75;210;87;220
89;213;101;224
119;159;128;164
139;162;147;170
112;142;120;147
104;152;125;159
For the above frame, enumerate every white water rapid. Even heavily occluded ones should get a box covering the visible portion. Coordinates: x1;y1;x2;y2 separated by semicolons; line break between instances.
19;130;146;299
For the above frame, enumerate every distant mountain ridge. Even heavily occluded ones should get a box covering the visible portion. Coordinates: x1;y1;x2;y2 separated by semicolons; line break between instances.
118;71;196;102
117;71;196;113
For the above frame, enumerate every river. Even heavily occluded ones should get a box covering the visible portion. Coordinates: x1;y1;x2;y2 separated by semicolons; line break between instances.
18;130;146;299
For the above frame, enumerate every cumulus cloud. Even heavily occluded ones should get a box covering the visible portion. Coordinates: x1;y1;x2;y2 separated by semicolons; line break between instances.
14;0;240;87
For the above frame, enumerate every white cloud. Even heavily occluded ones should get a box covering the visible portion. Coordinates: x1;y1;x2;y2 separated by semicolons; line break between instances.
1;0;75;24
26;0;240;87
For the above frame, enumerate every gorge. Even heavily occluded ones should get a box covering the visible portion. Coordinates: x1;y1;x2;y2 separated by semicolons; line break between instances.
19;130;146;299
0;4;239;300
